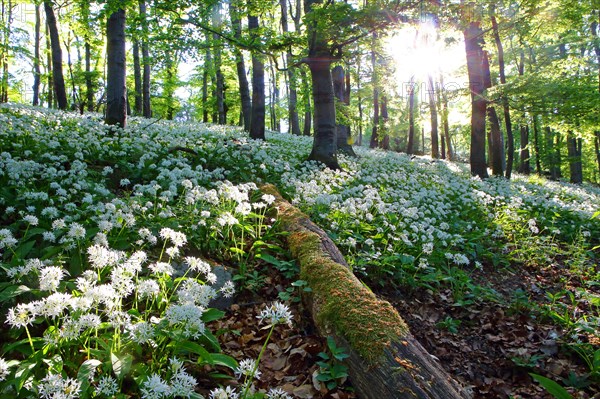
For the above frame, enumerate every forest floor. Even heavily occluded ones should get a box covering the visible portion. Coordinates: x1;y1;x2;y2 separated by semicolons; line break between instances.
383;260;600;399
207;254;600;399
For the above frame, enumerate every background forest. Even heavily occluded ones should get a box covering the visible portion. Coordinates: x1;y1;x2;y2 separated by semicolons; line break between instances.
0;0;599;182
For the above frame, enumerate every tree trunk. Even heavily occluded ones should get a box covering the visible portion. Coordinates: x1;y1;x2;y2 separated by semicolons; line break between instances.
279;0;301;135
533;115;542;176
213;31;225;124
300;68;312;136
439;74;454;160
46;22;53;108
164;49;177;120
482;51;504;176
0;0;12;103
44;0;68;110
595;132;600;181
518;124;530;174
380;95;389;150
269;61;279;131
202;45;211;123
591;15;600;179
105;8;127;128
490;8;513;179
332;65;356;156
370;33;379;149
356;58;363;146
133;40;142;115
32;3;41;106
567;133;583;184
407;77;416;155
427;75;439;158
139;0;151;118
230;5;251;131
464;22;488;178
261;184;469;399
249;15;265;140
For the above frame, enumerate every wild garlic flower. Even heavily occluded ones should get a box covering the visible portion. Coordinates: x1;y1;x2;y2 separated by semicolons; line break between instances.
6;303;36;328
140;373;170;399
23;214;39;225
164;303;206;339
257;302;293;327
209;386;239;399
266;387;293;399
38;373;81;399
169;367;197;398
126;321;156;345
220;281;235;298
149;262;174;276
0;357;11;381
39;266;65;292
235;358;260;380
95;376;118;397
177;280;216;307
159;228;187;248
137;279;160;299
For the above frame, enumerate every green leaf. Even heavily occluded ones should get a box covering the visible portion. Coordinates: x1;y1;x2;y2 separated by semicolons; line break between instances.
530;373;573;399
77;359;101;399
202;308;225;323
14;240;36;258
173;341;214;365
210;353;239;370
111;352;133;382
0;284;30;303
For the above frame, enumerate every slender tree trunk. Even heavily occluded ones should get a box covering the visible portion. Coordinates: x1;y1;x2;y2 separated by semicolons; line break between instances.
356;57;363;146
249;15;265;140
44;0;68;110
567;133;583;184
202;45;212;123
301;68;312;136
32;3;41;106
213;35;225;124
406;77;416;155
332;65;356;156
132;40;142;115
490;7;513;178
230;5;251;131
139;0;151;118
164;49;176;120
105;7;127;128
46;22;53;108
380;96;390;150
279;0;301;135
533;115;542;175
370;33;379;149
269;61;279;130
0;0;12;103
518;124;530;174
464;21;489;178
591;14;600;179
439;74;454;160
427;75;439;158
482;51;504;176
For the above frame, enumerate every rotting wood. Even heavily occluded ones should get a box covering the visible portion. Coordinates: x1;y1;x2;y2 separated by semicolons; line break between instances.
261;184;470;399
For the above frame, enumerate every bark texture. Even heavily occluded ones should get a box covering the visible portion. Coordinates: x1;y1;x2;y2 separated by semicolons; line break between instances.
261;184;469;399
44;0;68;110
249;15;265;140
332;65;356;156
230;6;251;131
105;8;127;128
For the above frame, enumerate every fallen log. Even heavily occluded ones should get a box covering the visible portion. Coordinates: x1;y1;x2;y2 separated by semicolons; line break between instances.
261;184;469;399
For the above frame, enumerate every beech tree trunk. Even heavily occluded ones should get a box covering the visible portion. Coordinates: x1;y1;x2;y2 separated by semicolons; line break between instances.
482;51;504;176
105;7;127;128
279;0;301;135
533;115;542;176
519;124;530;175
32;3;41;106
139;0;151;118
567;133;583;184
379;95;389;150
439;74;454;160
370;33;379;149
406;77;416;155
230;5;251;131
490;7;513;178
464;22;488;178
133;40;142;115
46;22;53;108
249;15;265;140
427;75;439;158
332;65;356;156
300;68;312;136
44;0;68;110
261;184;469;399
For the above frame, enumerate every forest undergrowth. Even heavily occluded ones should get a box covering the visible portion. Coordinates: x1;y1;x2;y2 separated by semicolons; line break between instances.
0;104;599;398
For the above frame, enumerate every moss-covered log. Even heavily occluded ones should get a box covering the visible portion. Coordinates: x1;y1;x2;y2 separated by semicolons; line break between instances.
261;184;469;399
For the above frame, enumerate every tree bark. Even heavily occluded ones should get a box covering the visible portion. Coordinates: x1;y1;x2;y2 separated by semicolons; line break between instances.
279;0;301;135
533;115;542;176
439;74;454;160
133;40;142;115
44;0;68;110
490;7;513;179
332;65;356;156
567;133;583;184
407;77;416;155
46;22;53;108
300;68;312;136
261;184;469;399
105;7;127;128
202;44;211;123
380;95;389;150
249;15;266;140
370;33;379;149
0;0;12;103
230;5;251;131
32;3;41;106
139;0;151;118
464;22;489;178
427;75;439;158
482;51;504;176
518;124;530;175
